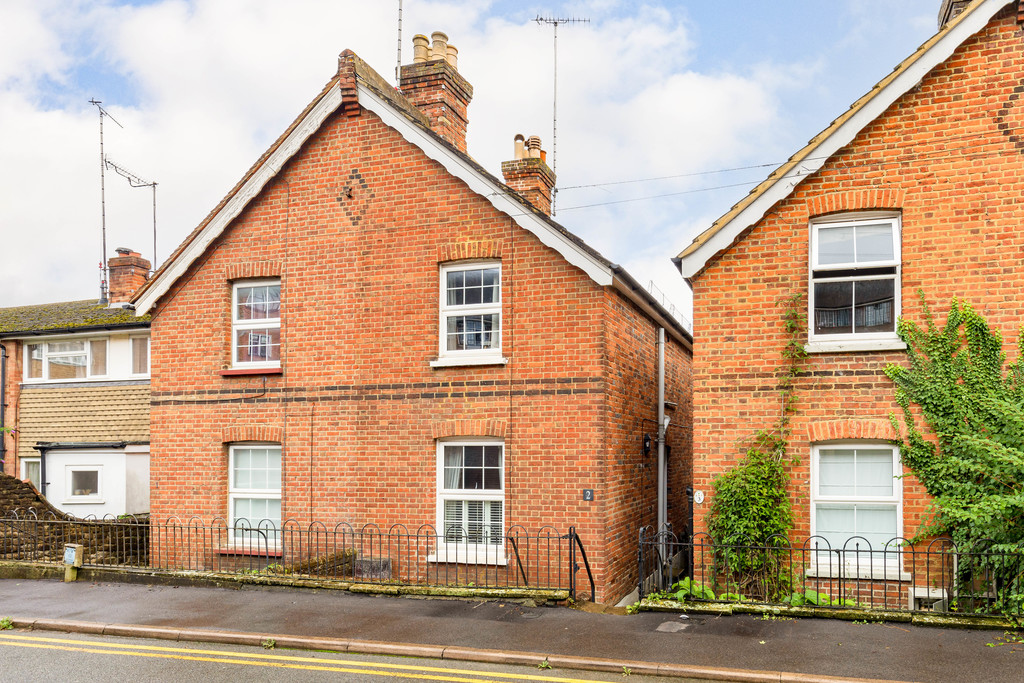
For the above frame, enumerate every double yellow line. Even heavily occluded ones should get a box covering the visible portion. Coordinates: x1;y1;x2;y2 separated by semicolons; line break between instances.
0;633;607;682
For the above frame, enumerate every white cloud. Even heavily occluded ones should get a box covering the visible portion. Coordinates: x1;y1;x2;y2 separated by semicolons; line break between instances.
0;0;928;329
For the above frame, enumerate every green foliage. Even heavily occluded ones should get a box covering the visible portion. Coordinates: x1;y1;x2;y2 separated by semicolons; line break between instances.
261;638;276;649
888;298;1024;616
704;294;804;600
0;616;12;630
886;298;1024;552
537;659;552;670
707;437;793;599
669;577;716;601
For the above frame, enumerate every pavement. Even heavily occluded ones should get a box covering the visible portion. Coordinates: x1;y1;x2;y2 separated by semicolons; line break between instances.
1;577;1021;683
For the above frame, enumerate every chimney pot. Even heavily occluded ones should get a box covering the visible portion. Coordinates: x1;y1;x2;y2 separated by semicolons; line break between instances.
527;135;542;159
502;134;556;216
399;30;473;153
412;34;430;63
431;31;449;61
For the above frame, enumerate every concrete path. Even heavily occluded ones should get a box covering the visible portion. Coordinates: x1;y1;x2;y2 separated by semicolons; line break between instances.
1;578;1019;682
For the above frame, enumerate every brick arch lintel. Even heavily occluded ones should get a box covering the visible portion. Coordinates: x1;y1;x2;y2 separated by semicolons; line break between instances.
806;418;900;444
431;419;507;440
437;240;503;263
807;189;905;219
225;262;282;281
222;425;285;444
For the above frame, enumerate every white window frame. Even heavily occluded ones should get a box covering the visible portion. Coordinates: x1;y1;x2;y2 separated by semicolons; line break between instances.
24;336;109;383
227;444;282;548
807;214;904;352
432;261;507;368
65;465;103;504
809;442;907;580
130;335;150;377
432;439;506;565
20;457;40;491
231;279;281;369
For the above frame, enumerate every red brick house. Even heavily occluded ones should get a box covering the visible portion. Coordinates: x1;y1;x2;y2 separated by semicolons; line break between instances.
676;0;1024;600
132;34;691;602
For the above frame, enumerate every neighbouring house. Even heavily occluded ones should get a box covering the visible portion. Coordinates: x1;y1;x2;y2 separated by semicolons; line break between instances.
131;33;692;602
0;248;152;518
676;0;1024;604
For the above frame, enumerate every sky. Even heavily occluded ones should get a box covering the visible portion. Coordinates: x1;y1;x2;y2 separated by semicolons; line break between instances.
0;0;942;328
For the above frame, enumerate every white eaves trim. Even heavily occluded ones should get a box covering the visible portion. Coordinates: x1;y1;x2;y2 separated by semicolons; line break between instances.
136;78;616;315
356;84;614;287
678;0;1010;280
134;86;344;314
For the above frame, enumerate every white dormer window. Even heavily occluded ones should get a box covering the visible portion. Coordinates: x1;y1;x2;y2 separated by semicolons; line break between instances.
433;262;506;367
232;280;281;368
26;339;108;381
809;214;901;348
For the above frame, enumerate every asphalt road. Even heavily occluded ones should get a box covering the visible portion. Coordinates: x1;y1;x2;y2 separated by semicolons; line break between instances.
0;630;701;683
3;578;1022;682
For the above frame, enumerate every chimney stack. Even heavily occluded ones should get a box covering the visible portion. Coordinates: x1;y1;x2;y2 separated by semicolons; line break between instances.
107;247;151;304
501;134;556;216
938;0;971;29
399;32;474;153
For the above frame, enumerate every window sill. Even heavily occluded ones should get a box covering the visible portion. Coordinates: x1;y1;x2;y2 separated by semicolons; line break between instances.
806;564;910;581
430;356;509;369
805;339;907;354
62;499;105;505
219;367;283;377
428;547;507;566
217;545;283;557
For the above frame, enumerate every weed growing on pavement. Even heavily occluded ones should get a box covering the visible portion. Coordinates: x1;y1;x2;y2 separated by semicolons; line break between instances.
987;631;1024;649
261;638;276;649
537;659;552;670
0;617;13;630
621;666;632;677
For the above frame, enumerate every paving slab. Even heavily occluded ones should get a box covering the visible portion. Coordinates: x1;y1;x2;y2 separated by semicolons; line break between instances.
1;578;1019;682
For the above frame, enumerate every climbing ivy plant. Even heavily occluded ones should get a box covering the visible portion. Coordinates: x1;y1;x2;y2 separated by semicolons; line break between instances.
886;298;1024;553
706;293;805;599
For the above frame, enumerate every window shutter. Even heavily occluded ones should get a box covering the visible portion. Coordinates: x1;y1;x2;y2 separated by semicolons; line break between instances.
467;500;484;542
444;500;463;541
488;501;503;544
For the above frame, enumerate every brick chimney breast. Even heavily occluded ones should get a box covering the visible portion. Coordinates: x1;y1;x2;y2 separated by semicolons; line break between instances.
501;134;556;216
107;248;151;304
399;32;474;153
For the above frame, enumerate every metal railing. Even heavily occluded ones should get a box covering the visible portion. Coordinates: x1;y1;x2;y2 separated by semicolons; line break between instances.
638;527;1024;617
0;510;594;598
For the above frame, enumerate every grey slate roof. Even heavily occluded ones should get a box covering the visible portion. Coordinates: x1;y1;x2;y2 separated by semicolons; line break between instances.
0;300;150;336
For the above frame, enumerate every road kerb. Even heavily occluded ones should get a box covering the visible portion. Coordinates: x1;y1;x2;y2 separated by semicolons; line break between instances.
8;618;919;683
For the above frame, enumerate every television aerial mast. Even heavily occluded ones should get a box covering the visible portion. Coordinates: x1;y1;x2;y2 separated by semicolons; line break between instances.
534;15;589;215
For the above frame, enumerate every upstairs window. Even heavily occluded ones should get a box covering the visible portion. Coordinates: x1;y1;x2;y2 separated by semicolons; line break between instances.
131;337;150;376
26;339;107;381
439;263;501;361
232;280;281;368
810;215;900;342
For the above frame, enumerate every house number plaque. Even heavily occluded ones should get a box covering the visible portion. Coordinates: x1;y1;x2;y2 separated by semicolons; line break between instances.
582;489;594;501
693;490;705;505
